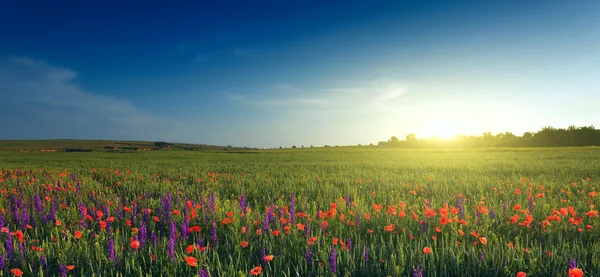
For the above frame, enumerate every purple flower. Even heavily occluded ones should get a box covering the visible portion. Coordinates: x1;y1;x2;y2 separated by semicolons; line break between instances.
345;193;351;207
289;193;296;223
503;202;508;216
60;264;67;277
199;267;210;277
330;247;337;274
139;220;147;248
489;209;496;220
569;258;577;269
305;249;313;266
169;220;177;260
364;247;369;264
210;192;216;213
108;237;115;261
476;210;481;225
529;196;535;213
356;213;361;226
479;250;485;263
239;193;247;213
262;213;270;232
261;247;267;266
40;254;47;270
421;220;427;233
211;222;218;245
0;254;4;270
181;208;189;240
4;232;13;260
413;264;423;277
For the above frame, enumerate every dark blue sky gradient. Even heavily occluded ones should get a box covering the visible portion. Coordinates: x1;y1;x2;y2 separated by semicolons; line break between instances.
1;1;599;147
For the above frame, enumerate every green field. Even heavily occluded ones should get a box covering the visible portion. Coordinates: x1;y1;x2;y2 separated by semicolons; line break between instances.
1;147;599;276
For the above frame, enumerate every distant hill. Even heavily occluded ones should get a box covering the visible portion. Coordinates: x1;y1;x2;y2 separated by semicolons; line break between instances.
0;139;257;152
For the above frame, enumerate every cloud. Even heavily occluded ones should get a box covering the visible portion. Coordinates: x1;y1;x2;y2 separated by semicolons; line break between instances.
0;57;186;141
232;79;409;113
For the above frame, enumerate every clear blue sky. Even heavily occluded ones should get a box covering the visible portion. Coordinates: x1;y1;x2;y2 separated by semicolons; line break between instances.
1;1;599;147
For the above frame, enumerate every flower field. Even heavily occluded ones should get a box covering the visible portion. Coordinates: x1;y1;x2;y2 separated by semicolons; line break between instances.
0;147;599;276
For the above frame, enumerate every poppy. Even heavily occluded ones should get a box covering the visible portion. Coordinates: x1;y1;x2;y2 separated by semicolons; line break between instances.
568;268;584;277
241;241;249;248
74;231;82;239
516;272;526;277
185;256;198;267
10;268;23;276
130;240;140;249
265;255;274;262
250;266;263;275
423;247;432;254
67;265;75;270
479;237;487;245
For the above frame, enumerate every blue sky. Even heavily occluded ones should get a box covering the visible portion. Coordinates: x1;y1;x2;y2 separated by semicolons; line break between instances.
1;1;599;147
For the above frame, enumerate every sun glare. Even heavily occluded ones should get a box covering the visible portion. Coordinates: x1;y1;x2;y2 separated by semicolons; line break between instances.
422;120;467;140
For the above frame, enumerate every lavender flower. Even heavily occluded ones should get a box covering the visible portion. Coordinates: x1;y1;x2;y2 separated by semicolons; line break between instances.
60;264;67;277
262;213;270;232
489;209;496;220
40;254;47;270
182;208;189;240
210;192;216;213
4;232;13;260
305;248;313;266
413;264;423;277
169;220;176;260
356;213;361;226
345;193;351;207
108;237;115;261
290;193;296;223
503;202;508;216
261;247;267;266
139;220;147;248
239;193;247;214
476;210;481;225
529;196;535;213
364;247;369;264
330;247;337;274
421;220;427;234
199;267;210;277
0;213;4;229
211;222;218;245
479;250;485;263
0;254;4;270
569;258;577;269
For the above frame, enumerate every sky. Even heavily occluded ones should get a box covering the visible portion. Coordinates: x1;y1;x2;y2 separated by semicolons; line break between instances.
1;1;599;148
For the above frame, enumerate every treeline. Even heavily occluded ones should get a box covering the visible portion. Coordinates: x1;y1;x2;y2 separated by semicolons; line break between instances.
377;125;600;148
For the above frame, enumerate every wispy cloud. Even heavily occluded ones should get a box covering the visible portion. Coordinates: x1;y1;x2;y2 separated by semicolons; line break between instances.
231;79;409;113
0;57;186;141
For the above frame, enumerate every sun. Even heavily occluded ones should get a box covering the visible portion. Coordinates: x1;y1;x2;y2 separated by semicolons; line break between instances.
422;120;465;140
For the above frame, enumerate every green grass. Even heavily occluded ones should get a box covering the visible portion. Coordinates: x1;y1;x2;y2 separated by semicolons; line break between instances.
0;147;599;276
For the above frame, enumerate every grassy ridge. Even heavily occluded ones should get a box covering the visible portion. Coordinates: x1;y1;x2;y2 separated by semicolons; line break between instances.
0;147;599;276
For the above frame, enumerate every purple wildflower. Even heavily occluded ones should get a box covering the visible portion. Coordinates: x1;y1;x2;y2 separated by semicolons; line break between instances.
211;222;218;245
5;232;13;260
108;237;115;261
364;247;369;264
529;196;535;213
345;193;351;207
413;264;423;277
421;220;427;233
40;254;47;270
479;250;485;263
330;247;337;274
239;193;247;214
489;209;496;220
60;264;67;277
199;267;210;277
0;254;4;270
569;258;577;269
503;202;508;216
305;248;313;266
261;247;267;266
290;193;296;223
169;220;177;260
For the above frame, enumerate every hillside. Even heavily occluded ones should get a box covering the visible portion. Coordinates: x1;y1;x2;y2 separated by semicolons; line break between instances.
0;139;256;152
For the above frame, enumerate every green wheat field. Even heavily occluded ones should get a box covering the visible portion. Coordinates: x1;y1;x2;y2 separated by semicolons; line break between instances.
1;147;599;276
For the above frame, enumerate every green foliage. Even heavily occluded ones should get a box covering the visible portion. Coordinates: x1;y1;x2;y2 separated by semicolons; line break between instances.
0;147;598;276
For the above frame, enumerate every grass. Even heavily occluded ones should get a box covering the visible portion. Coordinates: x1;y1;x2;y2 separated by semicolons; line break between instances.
0;147;599;276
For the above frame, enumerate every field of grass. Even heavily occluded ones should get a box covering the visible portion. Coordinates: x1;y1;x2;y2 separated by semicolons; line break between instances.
0;147;599;276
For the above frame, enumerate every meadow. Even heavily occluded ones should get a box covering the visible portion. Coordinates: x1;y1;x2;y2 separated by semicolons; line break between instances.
0;147;599;276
